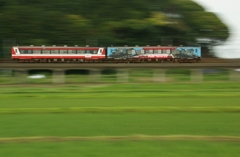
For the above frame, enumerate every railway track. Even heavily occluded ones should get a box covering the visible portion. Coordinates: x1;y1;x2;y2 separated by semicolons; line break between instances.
200;58;240;63
0;58;239;63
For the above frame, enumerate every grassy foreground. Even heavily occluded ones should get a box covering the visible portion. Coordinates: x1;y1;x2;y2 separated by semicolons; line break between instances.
0;82;240;156
0;141;240;157
0;113;240;137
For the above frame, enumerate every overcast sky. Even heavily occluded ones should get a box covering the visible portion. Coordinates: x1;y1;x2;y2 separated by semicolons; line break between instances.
193;0;240;58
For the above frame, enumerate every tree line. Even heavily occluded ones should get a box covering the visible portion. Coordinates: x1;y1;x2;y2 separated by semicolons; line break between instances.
0;0;229;57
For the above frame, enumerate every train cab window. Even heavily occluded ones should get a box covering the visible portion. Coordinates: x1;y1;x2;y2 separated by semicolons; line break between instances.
42;50;50;54
33;50;41;54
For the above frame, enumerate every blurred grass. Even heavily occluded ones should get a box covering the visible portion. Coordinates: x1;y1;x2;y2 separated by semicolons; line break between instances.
0;113;240;137
1;83;240;97
1;141;239;157
0;81;240;156
166;69;191;82
0;106;240;114
0;68;239;84
0;82;240;110
203;69;230;81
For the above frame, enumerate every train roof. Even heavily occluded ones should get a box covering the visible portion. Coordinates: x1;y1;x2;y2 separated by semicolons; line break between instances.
13;45;104;49
13;45;201;48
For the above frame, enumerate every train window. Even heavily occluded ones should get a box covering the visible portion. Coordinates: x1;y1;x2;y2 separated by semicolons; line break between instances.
20;50;32;54
145;50;153;54
93;50;97;54
121;49;127;54
77;50;85;54
141;50;144;54
132;50;136;54
127;49;132;55
71;50;77;54
42;49;50;54
68;50;75;54
166;50;171;54
51;50;59;54
153;50;161;54
33;50;41;54
115;49;120;53
188;49;194;54
162;50;167;54
172;50;179;54
60;50;68;54
136;50;141;55
86;50;92;54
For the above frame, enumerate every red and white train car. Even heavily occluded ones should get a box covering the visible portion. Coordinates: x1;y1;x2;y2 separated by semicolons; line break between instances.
11;45;106;62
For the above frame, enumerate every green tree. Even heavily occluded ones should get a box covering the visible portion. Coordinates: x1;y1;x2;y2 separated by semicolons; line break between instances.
0;0;229;49
0;6;43;45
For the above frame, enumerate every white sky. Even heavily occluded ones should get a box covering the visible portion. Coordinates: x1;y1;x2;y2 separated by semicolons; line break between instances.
193;0;240;58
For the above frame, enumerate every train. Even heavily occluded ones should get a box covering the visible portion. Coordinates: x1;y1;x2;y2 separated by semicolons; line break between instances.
11;45;201;63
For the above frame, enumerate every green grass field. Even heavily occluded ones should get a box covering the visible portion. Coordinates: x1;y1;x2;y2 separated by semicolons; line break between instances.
1;141;239;157
0;82;240;156
0;113;240;137
0;68;238;84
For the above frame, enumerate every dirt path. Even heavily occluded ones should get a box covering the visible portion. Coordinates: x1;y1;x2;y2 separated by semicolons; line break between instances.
0;135;240;143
